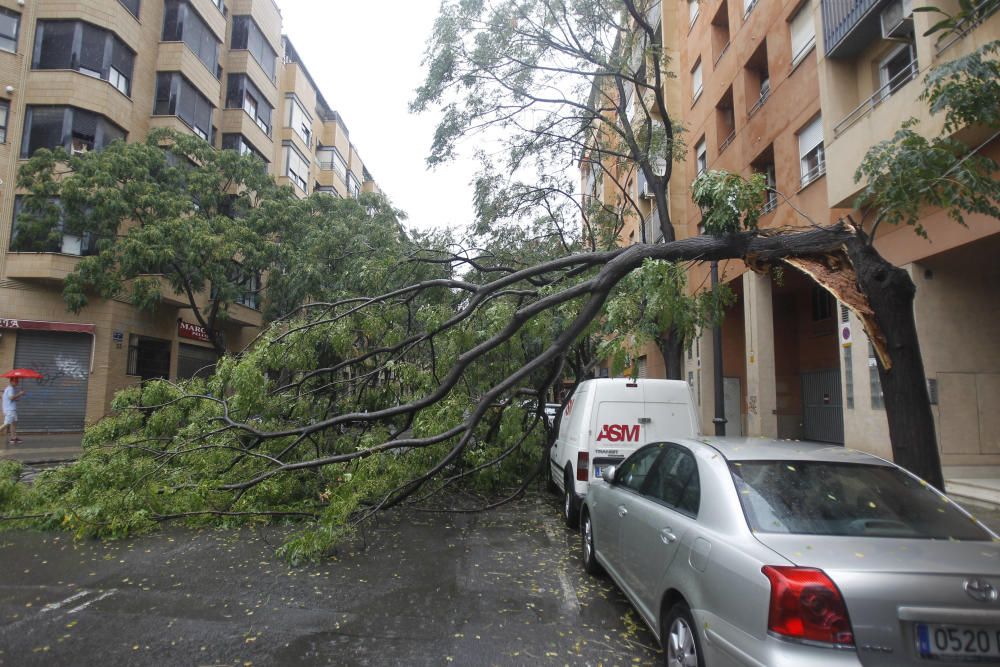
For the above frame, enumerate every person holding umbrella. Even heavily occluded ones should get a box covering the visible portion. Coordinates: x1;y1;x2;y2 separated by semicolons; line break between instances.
1;377;25;445
0;369;42;445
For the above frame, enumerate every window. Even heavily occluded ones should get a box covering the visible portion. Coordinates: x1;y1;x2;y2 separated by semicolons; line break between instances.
879;43;917;100
284;143;309;191
231;15;277;81
0;99;8;143
347;173;361;199
316;186;340;197
210;0;225;13
286;96;312;146
127;335;172;380
797;115;825;187
162;1;221;77
21;106;126;158
744;0;758;18
691;58;703;100
317;146;348;181
235;269;260;310
711;1;731;64
0;8;19;53
694;137;707;176
119;0;140;18
789;4;816;67
226;74;272;135
811;285;834;321
10;196;98;256
646;446;701;516
688;0;699;25
154;72;214;141
636;355;648;378
33;21;136;96
746;41;770;116
868;342;884;409
221;133;267;166
752;146;777;213
729;461;990;540
616;445;664;492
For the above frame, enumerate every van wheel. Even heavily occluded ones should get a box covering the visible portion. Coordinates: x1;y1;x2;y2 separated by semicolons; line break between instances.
563;470;579;529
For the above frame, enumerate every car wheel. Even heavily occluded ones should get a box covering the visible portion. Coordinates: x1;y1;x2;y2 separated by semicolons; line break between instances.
581;512;603;575
546;462;559;494
662;602;704;667
563;470;579;529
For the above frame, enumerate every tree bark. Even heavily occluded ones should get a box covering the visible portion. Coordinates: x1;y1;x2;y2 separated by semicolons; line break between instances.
656;332;683;380
845;238;943;489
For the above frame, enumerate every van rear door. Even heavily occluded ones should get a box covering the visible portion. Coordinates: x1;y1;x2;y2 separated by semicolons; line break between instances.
591;398;644;480
642;400;700;441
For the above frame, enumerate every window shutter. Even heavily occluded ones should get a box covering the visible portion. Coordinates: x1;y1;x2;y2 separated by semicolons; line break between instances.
790;6;815;62
797;116;823;159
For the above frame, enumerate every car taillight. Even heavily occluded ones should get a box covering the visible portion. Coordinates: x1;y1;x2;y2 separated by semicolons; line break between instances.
576;451;589;482
762;566;855;647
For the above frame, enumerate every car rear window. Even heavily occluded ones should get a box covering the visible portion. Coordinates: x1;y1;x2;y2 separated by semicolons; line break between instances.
729;460;992;541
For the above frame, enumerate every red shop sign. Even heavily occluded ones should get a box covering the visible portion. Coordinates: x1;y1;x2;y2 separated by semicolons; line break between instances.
178;320;211;343
0;318;95;334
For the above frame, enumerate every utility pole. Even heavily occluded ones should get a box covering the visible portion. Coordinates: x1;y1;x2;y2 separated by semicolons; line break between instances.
711;261;727;436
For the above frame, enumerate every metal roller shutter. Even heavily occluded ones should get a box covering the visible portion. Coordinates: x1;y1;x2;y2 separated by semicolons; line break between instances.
12;331;92;432
177;343;219;379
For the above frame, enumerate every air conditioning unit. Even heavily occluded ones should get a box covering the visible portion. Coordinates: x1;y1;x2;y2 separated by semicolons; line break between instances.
880;0;913;39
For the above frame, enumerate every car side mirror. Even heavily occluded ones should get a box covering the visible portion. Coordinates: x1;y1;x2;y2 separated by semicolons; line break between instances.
603;465;617;484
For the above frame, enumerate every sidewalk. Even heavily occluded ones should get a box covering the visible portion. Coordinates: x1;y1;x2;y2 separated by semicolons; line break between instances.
0;432;83;464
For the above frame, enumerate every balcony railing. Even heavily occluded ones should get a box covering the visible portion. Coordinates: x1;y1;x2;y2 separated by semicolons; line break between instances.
822;0;882;59
714;41;731;66
936;0;1000;56
748;88;769;118
643;208;663;244
719;129;736;153
833;59;918;137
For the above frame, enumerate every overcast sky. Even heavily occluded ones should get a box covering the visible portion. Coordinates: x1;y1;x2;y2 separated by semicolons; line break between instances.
278;0;477;233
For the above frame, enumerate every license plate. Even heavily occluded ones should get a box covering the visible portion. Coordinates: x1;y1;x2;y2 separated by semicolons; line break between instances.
594;465;604;478
917;623;1000;660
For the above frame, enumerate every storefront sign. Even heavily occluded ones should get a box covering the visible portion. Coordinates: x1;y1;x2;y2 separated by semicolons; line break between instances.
178;320;211;343
0;318;95;334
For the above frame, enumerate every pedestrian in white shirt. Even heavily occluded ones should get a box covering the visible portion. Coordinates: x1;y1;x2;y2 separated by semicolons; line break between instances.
1;378;25;445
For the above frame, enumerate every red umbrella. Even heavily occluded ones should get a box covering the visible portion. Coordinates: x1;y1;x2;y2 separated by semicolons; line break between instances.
0;369;43;379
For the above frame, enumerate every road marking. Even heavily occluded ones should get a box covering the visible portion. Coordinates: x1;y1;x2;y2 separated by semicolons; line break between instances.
40;590;91;613
67;589;117;614
543;522;581;616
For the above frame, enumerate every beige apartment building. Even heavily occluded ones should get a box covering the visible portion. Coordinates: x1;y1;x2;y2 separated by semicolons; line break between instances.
0;0;379;432
590;1;1000;495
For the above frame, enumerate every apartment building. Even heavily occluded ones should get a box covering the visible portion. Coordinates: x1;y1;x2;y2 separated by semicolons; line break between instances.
0;0;379;432
589;1;999;488
816;0;1000;479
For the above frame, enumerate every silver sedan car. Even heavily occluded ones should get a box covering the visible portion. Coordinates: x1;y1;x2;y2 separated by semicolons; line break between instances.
579;437;1000;667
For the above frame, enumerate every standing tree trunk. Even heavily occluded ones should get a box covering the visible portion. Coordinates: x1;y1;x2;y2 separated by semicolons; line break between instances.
656;332;684;380
845;238;944;489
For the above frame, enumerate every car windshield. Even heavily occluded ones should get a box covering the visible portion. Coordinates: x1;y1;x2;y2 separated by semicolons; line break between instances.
729;460;992;540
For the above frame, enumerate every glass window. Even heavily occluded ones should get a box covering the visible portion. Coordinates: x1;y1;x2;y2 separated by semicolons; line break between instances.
286;96;312;146
695;137;707;175
221;133;268;166
789;4;816;67
0;99;7;143
347;173;361;199
615;445;665;493
119;0;140;18
730;460;991;540
21;106;126;158
32;21;136;96
10;196;98;256
0;7;19;53
284;143;309;191
225;74;272;135
798;115;825;187
317;146;348;181
162;1;220;77
315;186;340;197
154;73;214;140
688;0;698;25
691;58;703;99
879;43;916;99
868;342;884;409
644;447;701;514
231;15;277;81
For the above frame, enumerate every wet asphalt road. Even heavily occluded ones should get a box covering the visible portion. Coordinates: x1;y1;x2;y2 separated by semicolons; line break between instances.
0;492;661;667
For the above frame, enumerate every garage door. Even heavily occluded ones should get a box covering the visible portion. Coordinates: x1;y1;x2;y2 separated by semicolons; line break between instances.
177;343;219;379
12;331;92;432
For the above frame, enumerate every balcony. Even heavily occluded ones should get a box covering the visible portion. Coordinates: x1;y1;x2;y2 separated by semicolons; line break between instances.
223;302;263;328
833;58;918;136
4;253;81;284
822;0;886;59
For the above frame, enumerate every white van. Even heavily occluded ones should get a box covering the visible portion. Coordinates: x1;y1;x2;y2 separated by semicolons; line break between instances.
549;378;700;527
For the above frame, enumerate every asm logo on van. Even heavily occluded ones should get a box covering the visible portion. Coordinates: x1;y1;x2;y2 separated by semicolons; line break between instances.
596;424;640;442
